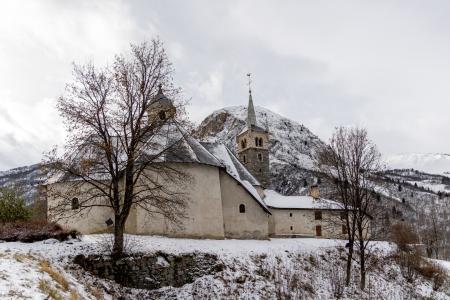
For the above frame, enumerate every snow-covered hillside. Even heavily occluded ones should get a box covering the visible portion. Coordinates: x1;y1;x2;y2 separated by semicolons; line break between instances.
194;105;326;194
1;235;449;299
0;164;44;204
386;153;450;177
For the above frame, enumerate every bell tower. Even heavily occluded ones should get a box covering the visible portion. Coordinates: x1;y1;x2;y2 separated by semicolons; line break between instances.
147;84;176;123
236;74;270;188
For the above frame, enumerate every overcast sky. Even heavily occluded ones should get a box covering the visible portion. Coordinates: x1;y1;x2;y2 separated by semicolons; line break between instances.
0;0;449;170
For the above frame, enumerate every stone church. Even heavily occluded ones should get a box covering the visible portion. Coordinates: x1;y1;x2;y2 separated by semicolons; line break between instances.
45;86;346;239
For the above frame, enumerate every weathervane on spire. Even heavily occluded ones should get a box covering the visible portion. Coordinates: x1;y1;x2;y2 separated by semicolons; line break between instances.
247;73;252;94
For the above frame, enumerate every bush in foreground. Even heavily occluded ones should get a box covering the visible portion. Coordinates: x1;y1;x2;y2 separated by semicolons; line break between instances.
0;188;31;224
0;220;79;243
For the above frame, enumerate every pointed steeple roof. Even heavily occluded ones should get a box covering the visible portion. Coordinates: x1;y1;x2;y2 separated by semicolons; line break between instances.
247;90;257;127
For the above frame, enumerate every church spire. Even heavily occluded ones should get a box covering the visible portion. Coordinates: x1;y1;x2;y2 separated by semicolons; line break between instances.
246;73;256;127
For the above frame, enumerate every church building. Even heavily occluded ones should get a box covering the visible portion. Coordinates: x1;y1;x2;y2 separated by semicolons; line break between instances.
44;83;349;240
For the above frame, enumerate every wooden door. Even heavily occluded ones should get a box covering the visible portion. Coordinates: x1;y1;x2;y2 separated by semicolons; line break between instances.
316;225;322;236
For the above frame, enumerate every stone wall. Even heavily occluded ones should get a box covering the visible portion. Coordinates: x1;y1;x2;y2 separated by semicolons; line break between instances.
74;252;223;290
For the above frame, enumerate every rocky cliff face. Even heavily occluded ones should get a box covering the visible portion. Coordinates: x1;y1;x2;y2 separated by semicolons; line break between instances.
194;105;327;195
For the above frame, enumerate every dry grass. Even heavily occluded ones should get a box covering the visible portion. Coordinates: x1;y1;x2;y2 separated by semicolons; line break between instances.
88;285;105;300
70;289;79;300
13;253;34;263
39;260;69;291
38;280;63;300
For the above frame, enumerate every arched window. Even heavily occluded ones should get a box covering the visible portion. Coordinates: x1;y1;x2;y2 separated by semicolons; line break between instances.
239;204;246;213
71;197;80;210
257;153;263;162
259;138;263;147
243;155;247;163
255;137;259;146
241;139;246;149
158;110;166;120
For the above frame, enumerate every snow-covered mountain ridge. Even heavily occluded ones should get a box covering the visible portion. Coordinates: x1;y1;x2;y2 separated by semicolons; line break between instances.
386;153;450;177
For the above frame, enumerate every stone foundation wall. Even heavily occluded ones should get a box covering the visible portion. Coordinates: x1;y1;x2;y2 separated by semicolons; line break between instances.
74;252;223;290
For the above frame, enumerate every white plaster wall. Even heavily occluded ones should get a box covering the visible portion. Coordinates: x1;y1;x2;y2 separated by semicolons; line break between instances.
134;163;226;239
47;181;114;234
269;209;346;238
219;169;269;239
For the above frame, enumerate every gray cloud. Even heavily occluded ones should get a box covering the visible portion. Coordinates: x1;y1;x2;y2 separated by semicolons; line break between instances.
0;0;449;170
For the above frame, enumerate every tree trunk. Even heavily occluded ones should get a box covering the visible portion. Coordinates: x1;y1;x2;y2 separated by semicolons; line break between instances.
112;216;124;258
360;245;366;290
359;226;366;290
426;246;432;258
346;241;353;286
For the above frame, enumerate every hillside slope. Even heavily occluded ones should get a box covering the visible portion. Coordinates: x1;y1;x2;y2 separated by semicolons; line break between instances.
0;164;44;204
1;236;449;299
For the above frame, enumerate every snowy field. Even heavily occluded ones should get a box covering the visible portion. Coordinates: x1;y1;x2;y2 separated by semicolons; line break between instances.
0;235;449;299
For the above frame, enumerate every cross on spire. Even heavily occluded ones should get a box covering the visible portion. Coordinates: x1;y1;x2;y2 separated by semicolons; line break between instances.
247;73;252;94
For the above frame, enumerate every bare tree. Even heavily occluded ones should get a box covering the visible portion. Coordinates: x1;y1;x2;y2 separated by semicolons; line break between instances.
418;204;444;259
317;127;382;290
45;40;191;257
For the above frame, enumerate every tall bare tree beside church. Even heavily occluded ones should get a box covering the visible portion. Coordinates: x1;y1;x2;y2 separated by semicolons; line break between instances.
46;40;191;257
317;127;382;290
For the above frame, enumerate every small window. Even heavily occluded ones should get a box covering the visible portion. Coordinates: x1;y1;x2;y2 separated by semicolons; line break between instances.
241;140;246;149
243;155;247;163
259;168;262;172
340;212;347;220
158;111;166;120
304;141;308;146
316;225;322;236
257;153;263;162
71;197;79;210
259;138;263;147
239;204;245;213
290;226;293;231
314;211;322;220
255;137;258;146
289;213;292;217
342;225;348;234
105;218;114;226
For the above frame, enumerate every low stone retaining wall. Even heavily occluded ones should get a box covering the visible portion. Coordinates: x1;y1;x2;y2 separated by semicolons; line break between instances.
74;251;223;290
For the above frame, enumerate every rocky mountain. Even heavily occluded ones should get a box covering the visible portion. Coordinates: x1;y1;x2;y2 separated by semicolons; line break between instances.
0;164;45;204
194;105;327;195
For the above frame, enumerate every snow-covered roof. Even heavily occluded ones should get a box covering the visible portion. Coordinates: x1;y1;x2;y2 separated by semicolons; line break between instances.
263;189;342;210
202;142;259;186
139;123;222;167
201;142;270;213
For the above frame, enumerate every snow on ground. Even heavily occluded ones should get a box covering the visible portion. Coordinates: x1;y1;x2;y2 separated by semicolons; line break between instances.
434;259;450;275
0;235;448;299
